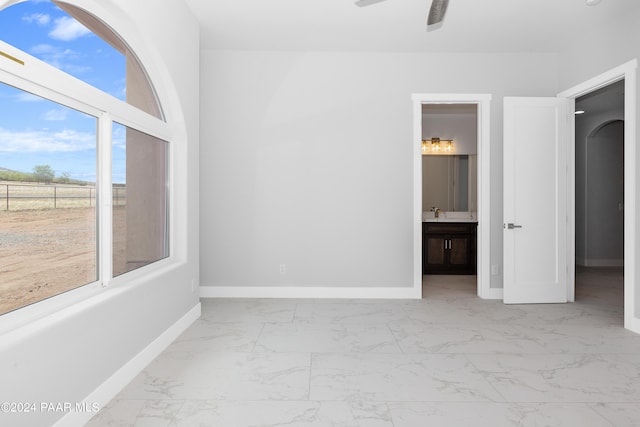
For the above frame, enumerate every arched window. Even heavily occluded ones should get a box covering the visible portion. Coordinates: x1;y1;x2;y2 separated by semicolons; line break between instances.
0;0;163;119
0;0;170;316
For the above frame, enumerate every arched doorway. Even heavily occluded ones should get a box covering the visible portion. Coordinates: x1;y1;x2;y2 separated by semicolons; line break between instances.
576;116;625;310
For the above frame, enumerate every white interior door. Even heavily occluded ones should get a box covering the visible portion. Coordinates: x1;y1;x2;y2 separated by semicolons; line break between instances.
503;97;568;304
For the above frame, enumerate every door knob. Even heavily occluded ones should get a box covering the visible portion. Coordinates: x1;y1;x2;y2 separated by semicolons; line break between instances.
505;223;523;229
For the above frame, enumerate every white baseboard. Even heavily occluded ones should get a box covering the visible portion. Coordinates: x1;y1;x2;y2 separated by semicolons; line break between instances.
199;285;421;299
54;303;201;427
625;315;640;335
479;287;503;300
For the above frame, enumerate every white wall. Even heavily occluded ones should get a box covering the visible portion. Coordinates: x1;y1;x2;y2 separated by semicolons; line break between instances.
200;51;558;292
0;1;200;426
422;111;477;155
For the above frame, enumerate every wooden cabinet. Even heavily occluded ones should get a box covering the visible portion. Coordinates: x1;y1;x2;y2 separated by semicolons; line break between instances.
423;222;477;274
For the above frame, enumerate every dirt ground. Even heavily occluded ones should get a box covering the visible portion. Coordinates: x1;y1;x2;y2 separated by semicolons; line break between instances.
0;207;126;315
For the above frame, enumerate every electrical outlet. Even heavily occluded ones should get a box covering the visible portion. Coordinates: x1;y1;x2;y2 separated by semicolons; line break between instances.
491;265;500;276
279;264;286;275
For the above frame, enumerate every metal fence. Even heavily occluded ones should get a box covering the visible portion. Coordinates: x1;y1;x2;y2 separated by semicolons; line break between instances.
1;183;126;211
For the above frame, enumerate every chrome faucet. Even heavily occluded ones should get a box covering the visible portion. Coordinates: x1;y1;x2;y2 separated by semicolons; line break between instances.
431;207;442;218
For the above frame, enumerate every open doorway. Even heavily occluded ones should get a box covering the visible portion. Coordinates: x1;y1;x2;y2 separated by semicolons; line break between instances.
412;93;493;300
574;80;625;319
421;104;478;298
558;59;638;332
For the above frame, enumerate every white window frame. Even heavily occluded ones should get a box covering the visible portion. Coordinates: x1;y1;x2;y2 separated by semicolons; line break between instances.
0;35;173;331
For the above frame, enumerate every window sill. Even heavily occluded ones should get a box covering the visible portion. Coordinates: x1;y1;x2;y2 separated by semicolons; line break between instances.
0;255;182;345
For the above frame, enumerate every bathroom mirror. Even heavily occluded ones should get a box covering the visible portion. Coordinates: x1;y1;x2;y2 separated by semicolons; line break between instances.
422;154;477;212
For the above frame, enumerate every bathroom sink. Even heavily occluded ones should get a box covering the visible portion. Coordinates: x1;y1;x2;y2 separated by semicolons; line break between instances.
422;211;477;223
423;218;476;223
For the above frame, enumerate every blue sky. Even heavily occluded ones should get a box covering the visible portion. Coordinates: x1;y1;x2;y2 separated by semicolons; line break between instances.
0;0;126;183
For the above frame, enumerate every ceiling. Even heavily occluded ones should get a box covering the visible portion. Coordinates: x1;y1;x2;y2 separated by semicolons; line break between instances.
183;0;640;52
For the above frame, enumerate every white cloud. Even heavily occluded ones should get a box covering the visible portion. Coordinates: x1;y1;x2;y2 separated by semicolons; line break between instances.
112;125;126;150
30;43;57;55
42;109;69;121
22;13;50;26
30;43;78;61
29;44;91;75
0;127;95;153
15;92;45;103
111;77;127;100
49;16;90;41
65;64;92;74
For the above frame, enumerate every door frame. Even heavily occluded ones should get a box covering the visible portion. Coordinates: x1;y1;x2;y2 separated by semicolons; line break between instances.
558;59;639;333
412;93;495;299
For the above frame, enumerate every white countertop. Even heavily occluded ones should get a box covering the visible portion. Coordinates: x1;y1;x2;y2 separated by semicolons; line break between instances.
422;211;477;223
423;218;478;223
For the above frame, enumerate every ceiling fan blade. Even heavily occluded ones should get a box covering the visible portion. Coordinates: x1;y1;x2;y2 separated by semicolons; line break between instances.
355;0;388;7
427;0;449;25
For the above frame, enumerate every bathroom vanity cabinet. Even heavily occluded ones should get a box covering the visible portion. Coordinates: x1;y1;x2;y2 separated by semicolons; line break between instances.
422;222;477;274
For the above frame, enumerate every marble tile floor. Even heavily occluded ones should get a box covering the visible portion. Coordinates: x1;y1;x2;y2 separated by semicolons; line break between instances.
87;267;640;426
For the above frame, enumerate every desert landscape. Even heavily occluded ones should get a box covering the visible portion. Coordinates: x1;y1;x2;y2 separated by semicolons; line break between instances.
0;186;128;315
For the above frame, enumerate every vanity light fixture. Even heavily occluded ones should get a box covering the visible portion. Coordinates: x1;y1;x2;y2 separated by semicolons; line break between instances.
422;137;453;154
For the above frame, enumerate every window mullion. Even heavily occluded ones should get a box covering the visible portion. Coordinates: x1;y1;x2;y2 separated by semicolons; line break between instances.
98;113;113;287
